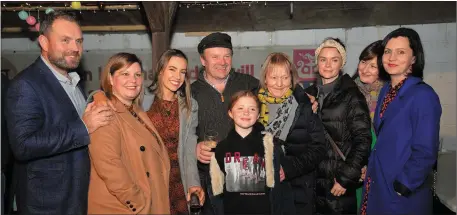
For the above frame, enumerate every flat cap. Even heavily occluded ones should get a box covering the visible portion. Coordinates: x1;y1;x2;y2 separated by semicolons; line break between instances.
198;32;233;54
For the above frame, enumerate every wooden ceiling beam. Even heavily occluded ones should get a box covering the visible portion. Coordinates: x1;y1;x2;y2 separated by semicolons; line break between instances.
142;1;178;32
173;1;456;32
142;2;165;32
142;1;178;75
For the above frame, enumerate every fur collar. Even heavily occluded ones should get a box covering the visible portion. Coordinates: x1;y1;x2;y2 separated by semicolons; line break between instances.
210;132;275;196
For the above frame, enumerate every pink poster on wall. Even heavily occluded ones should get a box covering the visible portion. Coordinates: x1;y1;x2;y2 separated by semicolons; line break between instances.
293;49;318;85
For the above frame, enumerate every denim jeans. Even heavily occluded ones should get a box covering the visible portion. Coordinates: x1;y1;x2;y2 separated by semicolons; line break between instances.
199;173;224;215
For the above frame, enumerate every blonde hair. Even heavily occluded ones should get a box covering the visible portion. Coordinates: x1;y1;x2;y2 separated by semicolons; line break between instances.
259;52;299;90
100;52;144;106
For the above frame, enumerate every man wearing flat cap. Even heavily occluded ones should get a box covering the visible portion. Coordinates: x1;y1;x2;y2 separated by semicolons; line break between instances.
191;32;259;214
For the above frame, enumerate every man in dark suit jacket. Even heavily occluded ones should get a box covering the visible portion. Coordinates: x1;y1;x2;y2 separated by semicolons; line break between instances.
1;72;16;215
4;11;114;215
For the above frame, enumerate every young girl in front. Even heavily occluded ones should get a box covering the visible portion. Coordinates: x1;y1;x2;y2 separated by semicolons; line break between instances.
209;90;295;215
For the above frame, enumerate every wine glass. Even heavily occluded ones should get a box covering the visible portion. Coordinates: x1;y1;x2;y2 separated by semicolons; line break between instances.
204;130;218;151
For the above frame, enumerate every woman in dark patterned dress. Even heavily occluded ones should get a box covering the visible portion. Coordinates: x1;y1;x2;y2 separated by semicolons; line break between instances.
143;49;205;215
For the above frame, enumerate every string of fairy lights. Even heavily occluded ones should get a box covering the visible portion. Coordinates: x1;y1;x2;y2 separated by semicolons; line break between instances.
179;1;266;9
1;1;270;32
1;1;267;12
1;2;141;13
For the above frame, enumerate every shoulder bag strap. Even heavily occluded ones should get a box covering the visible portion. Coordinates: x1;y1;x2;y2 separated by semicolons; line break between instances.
323;127;346;161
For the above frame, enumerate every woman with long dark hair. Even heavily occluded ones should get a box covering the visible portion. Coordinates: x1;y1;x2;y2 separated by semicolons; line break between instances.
143;49;205;215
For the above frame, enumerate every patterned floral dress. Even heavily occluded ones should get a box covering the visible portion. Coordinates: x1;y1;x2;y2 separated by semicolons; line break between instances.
147;98;188;215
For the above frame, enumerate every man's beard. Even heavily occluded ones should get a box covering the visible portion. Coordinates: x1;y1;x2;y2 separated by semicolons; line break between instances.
49;51;81;71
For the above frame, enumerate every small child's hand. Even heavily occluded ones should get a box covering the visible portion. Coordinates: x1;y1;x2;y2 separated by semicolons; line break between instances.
306;93;318;114
280;166;286;182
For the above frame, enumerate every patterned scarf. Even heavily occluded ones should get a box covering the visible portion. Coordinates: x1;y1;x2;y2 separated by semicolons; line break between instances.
354;77;384;121
258;88;293;138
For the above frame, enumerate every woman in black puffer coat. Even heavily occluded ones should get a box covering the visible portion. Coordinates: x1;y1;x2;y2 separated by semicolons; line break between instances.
305;38;372;214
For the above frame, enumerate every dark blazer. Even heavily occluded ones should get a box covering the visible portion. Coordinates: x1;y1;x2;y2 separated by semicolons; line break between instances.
1;73;11;172
5;57;90;215
364;77;441;215
2;72;17;214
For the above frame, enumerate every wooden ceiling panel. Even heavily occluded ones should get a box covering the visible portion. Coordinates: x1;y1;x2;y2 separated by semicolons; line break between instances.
1;1;455;37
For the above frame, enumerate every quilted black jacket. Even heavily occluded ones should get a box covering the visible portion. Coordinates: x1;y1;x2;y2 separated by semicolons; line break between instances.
305;74;372;214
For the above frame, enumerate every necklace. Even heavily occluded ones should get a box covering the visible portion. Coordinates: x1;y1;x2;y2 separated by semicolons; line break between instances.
122;103;134;114
160;98;177;117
